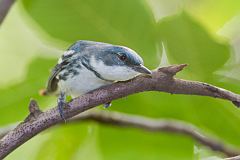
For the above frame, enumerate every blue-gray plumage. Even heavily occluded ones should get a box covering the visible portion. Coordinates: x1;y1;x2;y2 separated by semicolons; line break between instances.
45;40;151;120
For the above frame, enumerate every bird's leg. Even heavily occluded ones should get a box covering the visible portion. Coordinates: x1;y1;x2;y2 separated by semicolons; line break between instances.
103;101;112;108
57;91;69;121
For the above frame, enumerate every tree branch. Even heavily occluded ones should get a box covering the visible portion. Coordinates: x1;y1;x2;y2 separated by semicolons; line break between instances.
1;64;240;159
73;110;240;157
0;110;239;158
0;0;15;25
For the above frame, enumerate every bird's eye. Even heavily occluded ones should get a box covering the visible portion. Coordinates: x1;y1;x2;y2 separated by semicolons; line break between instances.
118;54;127;61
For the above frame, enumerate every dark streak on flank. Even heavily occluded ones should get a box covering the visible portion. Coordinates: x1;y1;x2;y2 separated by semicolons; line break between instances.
81;57;113;82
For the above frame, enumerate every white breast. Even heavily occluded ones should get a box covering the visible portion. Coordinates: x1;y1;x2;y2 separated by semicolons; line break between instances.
58;67;112;98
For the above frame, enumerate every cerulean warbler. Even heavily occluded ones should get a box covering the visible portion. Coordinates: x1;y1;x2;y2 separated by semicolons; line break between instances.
42;40;152;119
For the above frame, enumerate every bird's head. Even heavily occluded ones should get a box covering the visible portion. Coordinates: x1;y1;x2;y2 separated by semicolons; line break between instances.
79;41;151;81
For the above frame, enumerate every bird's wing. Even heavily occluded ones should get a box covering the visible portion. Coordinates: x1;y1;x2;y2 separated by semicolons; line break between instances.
46;59;70;94
46;40;91;94
46;49;78;94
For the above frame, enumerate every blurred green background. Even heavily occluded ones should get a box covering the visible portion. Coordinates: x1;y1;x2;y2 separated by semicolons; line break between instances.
1;0;240;159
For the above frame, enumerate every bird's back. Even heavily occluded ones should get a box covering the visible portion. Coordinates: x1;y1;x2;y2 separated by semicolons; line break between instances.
44;40;111;95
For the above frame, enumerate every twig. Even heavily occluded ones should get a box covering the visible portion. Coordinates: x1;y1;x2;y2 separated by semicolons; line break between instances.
0;110;239;157
1;64;240;159
73;110;240;157
0;0;15;25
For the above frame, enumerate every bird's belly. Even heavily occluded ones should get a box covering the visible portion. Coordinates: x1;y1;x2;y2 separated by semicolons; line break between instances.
58;67;112;98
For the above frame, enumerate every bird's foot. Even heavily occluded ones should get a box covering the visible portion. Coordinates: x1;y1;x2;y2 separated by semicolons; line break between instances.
57;101;70;122
103;102;112;108
57;92;69;121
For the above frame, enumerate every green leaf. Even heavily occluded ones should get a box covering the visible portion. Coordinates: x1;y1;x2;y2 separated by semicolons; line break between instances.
185;0;240;32
21;0;158;68
0;58;56;125
98;125;194;160
146;0;240;33
5;123;94;160
157;12;230;79
35;123;92;160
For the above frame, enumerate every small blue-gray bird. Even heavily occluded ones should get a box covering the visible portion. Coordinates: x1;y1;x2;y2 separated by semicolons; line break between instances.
42;40;151;119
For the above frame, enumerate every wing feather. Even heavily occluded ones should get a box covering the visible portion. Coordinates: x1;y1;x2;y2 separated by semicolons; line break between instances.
46;40;91;94
46;58;70;94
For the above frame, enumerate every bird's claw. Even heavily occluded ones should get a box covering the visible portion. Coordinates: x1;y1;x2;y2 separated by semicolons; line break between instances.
58;101;69;121
57;92;68;121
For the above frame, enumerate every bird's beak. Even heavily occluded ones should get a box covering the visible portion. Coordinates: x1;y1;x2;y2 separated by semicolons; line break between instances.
133;64;152;74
